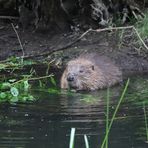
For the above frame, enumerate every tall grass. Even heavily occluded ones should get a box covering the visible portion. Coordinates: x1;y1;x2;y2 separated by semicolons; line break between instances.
69;79;130;148
69;128;76;148
136;12;148;39
143;102;148;142
101;78;130;148
105;88;110;148
84;135;89;148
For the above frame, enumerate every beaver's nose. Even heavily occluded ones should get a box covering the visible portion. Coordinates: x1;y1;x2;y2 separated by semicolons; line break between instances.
67;75;74;82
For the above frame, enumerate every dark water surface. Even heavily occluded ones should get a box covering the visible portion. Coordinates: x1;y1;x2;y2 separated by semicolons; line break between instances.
0;77;148;148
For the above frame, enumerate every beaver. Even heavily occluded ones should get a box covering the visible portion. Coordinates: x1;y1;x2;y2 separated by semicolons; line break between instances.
60;53;122;91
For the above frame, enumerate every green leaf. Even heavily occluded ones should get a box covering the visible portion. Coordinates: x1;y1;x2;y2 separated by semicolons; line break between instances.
10;96;19;102
0;63;8;69
22;96;27;101
27;95;35;101
10;87;19;97
23;60;36;66
24;80;29;90
48;88;59;94
39;80;43;87
22;95;35;101
0;82;11;90
50;77;56;87
0;92;7;99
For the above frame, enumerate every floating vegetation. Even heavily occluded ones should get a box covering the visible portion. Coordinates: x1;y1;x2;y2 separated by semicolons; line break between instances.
0;71;55;103
0;78;34;103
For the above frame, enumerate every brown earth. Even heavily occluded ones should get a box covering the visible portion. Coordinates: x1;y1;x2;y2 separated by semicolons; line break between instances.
0;20;148;77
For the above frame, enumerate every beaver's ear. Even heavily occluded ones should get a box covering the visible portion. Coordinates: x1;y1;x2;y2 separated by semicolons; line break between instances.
91;65;95;70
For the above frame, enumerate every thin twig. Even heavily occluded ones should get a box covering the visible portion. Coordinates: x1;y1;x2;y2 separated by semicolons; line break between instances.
11;74;54;86
92;26;148;50
132;26;148;50
95;26;134;32
28;74;54;81
0;16;19;20
11;23;25;58
0;26;4;30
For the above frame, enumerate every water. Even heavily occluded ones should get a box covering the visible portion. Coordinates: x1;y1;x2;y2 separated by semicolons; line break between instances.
0;76;148;148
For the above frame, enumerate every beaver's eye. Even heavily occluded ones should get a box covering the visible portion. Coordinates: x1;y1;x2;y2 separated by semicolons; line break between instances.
79;70;84;73
92;65;95;70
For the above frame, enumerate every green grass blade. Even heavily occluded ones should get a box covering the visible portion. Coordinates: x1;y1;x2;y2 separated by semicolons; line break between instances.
69;128;76;148
101;78;130;148
105;88;110;148
143;102;148;141
84;135;89;148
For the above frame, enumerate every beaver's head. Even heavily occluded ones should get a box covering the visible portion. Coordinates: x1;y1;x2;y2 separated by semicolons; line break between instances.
61;54;122;91
65;59;96;90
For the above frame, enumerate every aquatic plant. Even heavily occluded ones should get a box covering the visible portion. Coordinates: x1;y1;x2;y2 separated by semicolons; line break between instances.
105;88;110;148
0;78;34;103
101;79;130;148
0;56;36;71
69;128;90;148
68;79;130;148
69;128;76;148
84;135;89;148
143;102;148;142
0;73;54;103
0;51;59;103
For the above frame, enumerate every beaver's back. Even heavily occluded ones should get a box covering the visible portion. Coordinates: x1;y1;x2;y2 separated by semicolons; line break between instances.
83;53;122;85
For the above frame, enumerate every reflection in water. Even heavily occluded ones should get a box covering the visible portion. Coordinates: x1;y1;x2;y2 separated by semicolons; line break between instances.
0;77;148;148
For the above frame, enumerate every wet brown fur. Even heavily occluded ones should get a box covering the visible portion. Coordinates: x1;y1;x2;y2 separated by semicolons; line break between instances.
61;53;122;91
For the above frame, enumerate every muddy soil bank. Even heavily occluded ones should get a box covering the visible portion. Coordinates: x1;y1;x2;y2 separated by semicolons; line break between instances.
0;21;148;77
